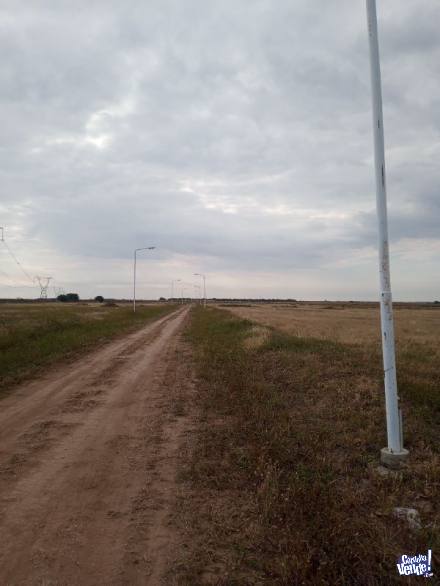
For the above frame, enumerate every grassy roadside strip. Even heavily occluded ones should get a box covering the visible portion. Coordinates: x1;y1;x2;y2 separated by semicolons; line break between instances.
175;307;439;584
0;304;178;393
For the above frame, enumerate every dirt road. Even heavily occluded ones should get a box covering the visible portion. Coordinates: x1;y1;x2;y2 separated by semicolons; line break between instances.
0;307;193;585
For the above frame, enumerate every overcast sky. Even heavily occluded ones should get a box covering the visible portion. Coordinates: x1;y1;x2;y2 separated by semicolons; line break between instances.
1;0;439;300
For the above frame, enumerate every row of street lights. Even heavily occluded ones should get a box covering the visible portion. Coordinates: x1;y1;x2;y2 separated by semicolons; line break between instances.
170;279;202;304
132;246;207;312
129;1;407;467
194;273;206;308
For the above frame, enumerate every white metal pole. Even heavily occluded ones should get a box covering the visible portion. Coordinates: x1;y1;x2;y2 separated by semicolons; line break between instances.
171;278;181;302
366;0;408;467
194;284;201;304
133;246;155;314
133;250;137;313
194;273;207;308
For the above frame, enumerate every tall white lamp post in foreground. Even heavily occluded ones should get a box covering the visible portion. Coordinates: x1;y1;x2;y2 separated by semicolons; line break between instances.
133;246;155;313
366;0;408;467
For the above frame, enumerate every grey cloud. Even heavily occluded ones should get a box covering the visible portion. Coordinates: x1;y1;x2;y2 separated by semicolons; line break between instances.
1;0;439;298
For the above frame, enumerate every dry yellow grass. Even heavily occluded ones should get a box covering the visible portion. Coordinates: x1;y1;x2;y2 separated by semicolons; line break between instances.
175;306;439;584
222;302;440;346
223;302;440;421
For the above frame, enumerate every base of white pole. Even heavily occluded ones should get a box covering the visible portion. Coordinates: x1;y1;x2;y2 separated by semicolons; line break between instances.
380;447;409;469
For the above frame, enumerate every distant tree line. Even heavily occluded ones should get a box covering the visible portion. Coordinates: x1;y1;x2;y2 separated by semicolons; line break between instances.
57;293;80;302
56;294;107;303
206;298;298;303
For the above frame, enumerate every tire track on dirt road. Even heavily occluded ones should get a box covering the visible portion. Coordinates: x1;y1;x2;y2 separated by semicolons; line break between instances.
0;306;195;585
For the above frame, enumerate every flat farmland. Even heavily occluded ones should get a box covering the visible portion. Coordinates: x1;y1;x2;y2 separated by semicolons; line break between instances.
172;304;439;583
0;301;438;583
0;301;176;391
220;301;440;346
220;302;440;417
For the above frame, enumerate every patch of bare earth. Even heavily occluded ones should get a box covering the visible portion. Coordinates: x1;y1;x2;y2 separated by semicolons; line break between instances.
0;307;197;585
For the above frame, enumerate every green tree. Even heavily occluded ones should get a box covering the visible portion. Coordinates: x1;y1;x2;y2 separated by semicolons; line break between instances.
65;293;80;302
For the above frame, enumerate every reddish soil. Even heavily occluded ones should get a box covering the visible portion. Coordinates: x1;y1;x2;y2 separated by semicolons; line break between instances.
0;308;194;585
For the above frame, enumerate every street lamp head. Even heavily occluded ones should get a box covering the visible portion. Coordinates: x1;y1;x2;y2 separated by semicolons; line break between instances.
135;246;156;253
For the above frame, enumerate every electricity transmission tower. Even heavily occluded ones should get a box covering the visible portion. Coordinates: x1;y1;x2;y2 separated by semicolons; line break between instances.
35;276;52;299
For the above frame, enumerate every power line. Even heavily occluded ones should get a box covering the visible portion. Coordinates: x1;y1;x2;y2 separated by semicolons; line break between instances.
1;239;34;283
1;228;61;297
0;283;38;289
0;266;17;285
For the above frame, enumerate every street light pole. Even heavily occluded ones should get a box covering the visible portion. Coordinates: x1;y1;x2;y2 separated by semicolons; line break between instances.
193;284;201;304
133;246;155;313
194;273;207;308
181;286;190;304
171;278;181;301
366;0;408;467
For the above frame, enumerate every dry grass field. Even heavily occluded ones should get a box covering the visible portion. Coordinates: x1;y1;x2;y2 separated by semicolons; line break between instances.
223;302;440;423
0;301;176;392
222;302;440;346
173;305;439;584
